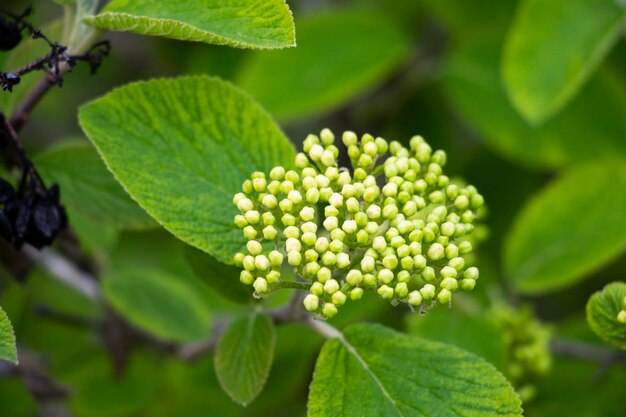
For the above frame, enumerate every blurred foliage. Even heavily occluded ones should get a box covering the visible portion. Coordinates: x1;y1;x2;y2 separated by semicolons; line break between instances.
1;0;626;415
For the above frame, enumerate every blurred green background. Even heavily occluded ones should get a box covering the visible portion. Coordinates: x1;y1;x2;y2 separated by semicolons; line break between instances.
1;0;626;416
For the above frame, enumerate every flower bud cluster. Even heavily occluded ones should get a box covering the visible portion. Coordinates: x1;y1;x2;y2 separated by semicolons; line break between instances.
233;128;485;319
617;296;626;324
491;304;551;402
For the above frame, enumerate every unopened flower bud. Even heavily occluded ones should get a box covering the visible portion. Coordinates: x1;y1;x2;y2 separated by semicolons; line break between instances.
303;294;320;311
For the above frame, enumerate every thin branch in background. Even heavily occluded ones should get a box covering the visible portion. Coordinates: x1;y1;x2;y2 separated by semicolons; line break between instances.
22;245;101;301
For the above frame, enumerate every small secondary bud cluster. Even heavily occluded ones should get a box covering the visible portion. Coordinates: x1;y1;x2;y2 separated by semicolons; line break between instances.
617;296;626;324
491;305;551;402
233;129;485;319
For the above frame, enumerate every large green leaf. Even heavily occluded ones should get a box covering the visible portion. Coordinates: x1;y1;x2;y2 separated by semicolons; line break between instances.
408;309;507;371
0;306;17;364
79;76;295;264
215;314;276;406
442;39;626;169
84;0;295;49
183;245;251;305
502;0;626;124
103;266;212;342
505;160;626;294
237;12;410;122
35;141;155;230
308;323;521;417
586;282;626;349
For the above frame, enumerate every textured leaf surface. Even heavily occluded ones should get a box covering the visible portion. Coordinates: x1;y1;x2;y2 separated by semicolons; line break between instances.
79;76;295;264
0;306;17;364
502;0;626;124
308;323;521;417
84;0;295;49
237;12;410;122
215;314;275;406
586;282;626;349
35;141;155;230
443;40;626;169
505;160;626;294
184;245;250;304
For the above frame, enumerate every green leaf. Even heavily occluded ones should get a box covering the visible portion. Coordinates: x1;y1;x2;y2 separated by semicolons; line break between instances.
502;0;626;124
308;323;521;417
442;39;626;169
215;314;276;406
103;266;212;342
505;159;626;294
84;0;295;49
408;309;507;371
586;282;626;349
183;245;251;305
0;306;17;364
79;76;295;264
237;12;410;122
35;141;155;230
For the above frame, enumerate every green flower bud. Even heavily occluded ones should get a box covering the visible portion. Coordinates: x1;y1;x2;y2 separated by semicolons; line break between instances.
617;310;626;324
234;215;248;228
280;180;294;194
309;144;324;161
266;270;281;284
437;288;452;304
382;254;398;270
233;252;245;266
302;232;317;246
330;228;346;242
361;256;376;273
461;279;476;291
459;241;473;254
329;193;344;208
317;267;332;283
288;190;303;205
324;279;340;294
394;271;408;284
311;282;324;296
321;251;337;266
342;220;357;234
383;204;399;220
440;266;457;278
253;277;268;294
268;250;284;266
355;212;369;228
321;150;336;166
329;239;344;253
287;251;302;266
279;198;294;213
420;284;436;300
346;269;363;286
366;204;382;219
255;255;270;271
303;294;320;311
448;257;465;271
471;193;484;209
269;166;286;181
413;254;427;269
301;222;318;233
463;267;479;280
441;222;455;236
408;290;423;306
323;303;338;318
395;282;409;298
306;262;321;276
243;226;258;240
378;269;394;284
440;277;458;291
305;249;319;262
378;285;394;300
363;186;380;202
244;210;260;224
350;287;364;300
356;230;369;244
332;291;347;306
246;240;262;256
336;252;351;268
316;174;331;188
342;131;358;146
240;270;254;285
346;197;360;213
306;188;320;204
300;206;315;221
427;243;445;260
242;180;253;194
422;266;436;281
400;256;414;270
455;195;469;210
372;236;387;253
263;226;278;240
445;244;459;259
262;212;275;225
252;177;267;192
